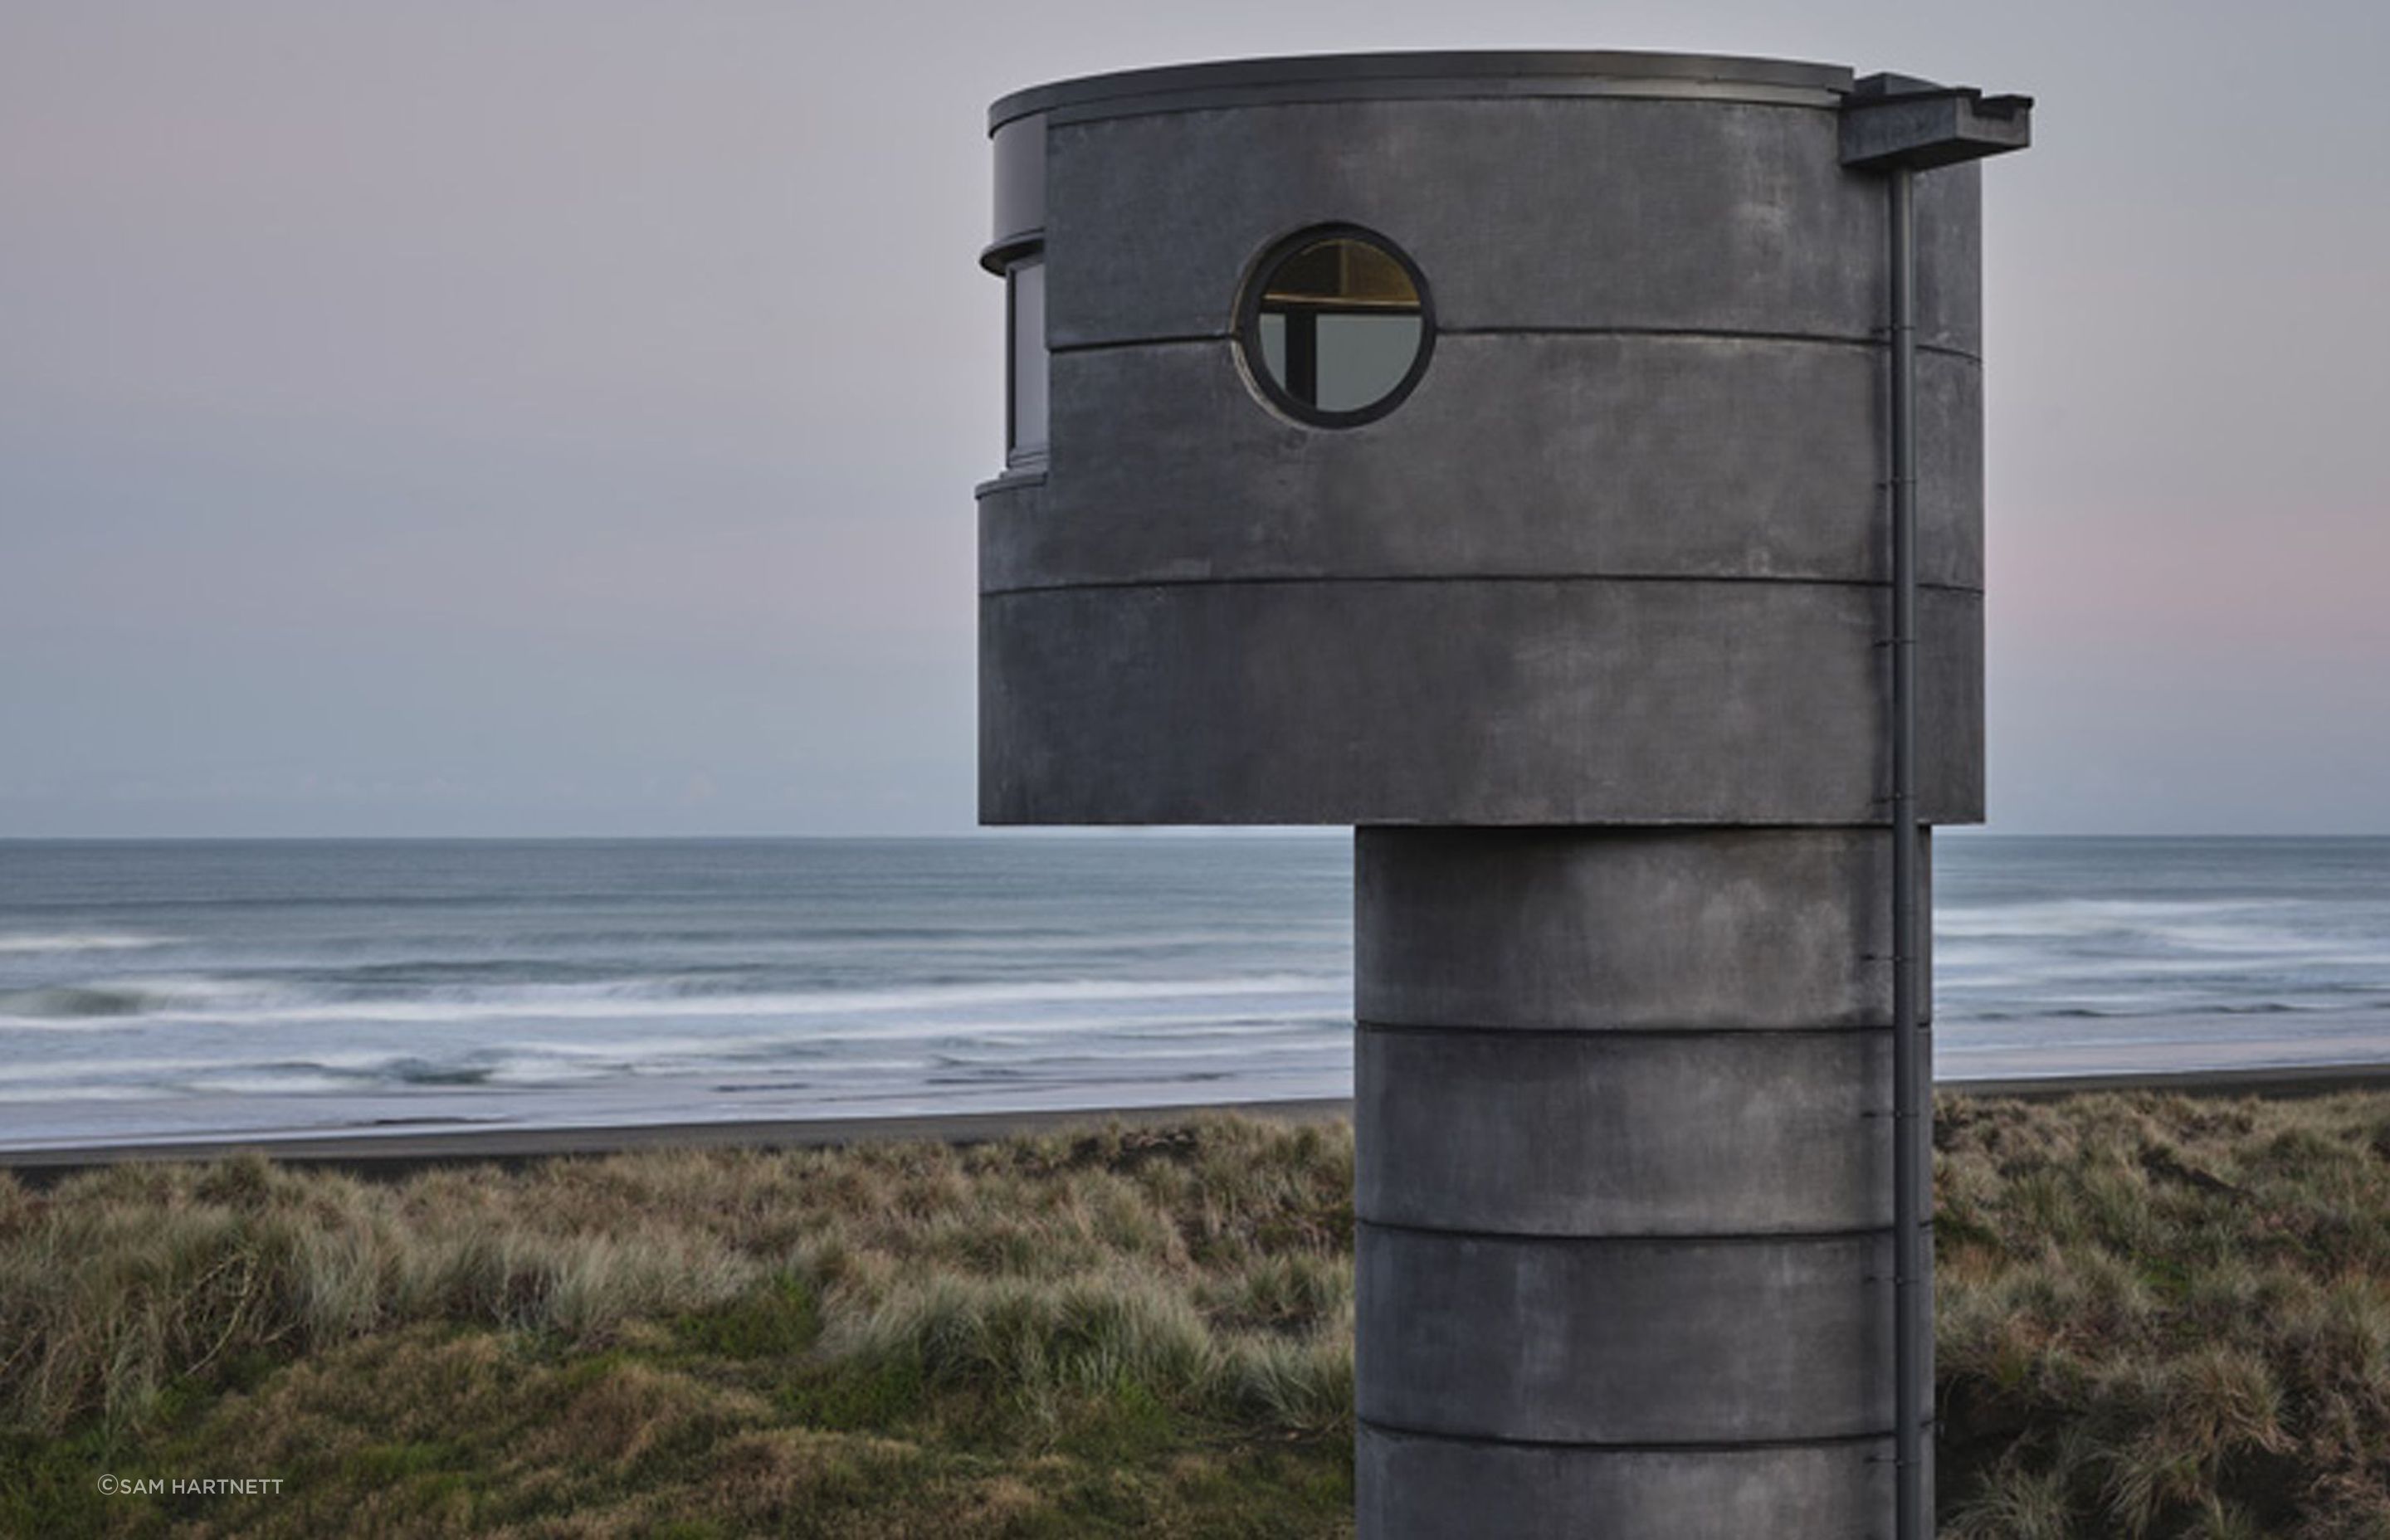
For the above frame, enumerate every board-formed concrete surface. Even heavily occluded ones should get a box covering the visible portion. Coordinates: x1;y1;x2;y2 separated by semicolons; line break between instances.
1358;1026;1893;1233
1354;826;1918;1522
1356;1224;1895;1442
1356;826;1927;1028
1356;1425;1898;1540
988;338;1983;592
982;580;1983;825
1041;98;1979;353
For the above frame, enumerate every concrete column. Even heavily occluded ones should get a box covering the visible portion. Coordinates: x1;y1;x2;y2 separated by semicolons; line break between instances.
1354;826;1928;1538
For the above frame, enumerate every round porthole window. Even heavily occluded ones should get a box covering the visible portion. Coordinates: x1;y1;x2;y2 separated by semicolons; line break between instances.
1237;227;1432;427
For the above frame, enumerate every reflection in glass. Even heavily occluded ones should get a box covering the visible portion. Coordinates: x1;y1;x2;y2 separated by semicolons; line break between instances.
1008;257;1047;465
1249;235;1425;419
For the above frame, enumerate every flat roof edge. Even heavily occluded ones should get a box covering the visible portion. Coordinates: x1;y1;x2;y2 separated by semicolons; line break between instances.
989;51;1858;133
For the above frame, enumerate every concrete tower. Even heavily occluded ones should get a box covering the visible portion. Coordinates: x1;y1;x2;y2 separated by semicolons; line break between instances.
977;51;2028;1538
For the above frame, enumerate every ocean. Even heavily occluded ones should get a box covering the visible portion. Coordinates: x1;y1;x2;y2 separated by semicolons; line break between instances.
2;836;2386;1151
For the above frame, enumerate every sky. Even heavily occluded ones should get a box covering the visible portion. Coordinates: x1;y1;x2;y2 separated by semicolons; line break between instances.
2;1;2385;837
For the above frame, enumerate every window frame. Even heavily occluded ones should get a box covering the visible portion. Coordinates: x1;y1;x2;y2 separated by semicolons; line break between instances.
1235;224;1436;430
1004;252;1049;471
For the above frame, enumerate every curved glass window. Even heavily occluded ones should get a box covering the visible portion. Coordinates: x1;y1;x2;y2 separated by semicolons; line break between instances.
1239;228;1432;426
1007;255;1047;468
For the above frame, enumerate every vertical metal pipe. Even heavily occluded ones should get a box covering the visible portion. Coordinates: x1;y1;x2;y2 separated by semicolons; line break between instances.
1889;165;1929;1540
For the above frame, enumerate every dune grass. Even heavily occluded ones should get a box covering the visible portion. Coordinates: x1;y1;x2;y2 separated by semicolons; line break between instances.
2;1093;2389;1537
0;1118;1354;1538
1935;1092;2390;1538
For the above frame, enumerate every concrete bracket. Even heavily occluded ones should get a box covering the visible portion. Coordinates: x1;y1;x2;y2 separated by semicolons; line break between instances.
1841;75;2032;171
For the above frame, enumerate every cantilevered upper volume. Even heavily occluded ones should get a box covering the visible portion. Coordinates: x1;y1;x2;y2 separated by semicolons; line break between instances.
978;51;1992;828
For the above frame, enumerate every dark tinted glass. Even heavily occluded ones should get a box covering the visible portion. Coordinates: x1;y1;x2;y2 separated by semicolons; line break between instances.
1008;257;1047;463
1245;233;1427;422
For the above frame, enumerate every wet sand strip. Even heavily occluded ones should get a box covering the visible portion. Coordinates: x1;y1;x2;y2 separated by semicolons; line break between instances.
9;1064;2390;1181
0;1097;1357;1183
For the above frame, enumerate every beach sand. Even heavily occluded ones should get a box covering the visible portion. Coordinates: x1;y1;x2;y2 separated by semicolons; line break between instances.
12;1062;2390;1178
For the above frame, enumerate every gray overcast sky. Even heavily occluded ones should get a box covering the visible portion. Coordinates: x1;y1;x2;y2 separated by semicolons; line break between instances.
2;1;2385;836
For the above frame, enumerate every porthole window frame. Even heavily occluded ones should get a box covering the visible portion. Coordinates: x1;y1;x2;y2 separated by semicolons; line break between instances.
1234;222;1436;430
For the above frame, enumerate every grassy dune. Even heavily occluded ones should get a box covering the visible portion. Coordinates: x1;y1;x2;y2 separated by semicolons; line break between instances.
1;1119;1354;1538
3;1094;2390;1537
1935;1094;2390;1538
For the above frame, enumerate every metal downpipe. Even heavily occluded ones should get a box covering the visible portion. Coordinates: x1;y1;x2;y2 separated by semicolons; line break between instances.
1889;164;1930;1540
